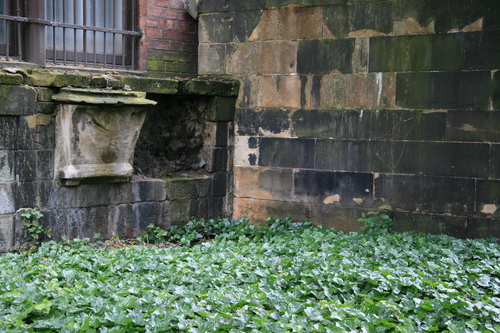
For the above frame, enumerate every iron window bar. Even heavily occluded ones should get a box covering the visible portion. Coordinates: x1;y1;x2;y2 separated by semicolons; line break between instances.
29;18;141;36
0;0;140;70
0;14;27;61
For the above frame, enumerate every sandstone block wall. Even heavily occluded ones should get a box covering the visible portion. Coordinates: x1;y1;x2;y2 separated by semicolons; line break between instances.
197;0;500;238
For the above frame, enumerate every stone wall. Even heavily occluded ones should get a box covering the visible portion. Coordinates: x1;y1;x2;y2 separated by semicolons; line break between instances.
196;0;500;238
139;0;198;76
0;69;236;251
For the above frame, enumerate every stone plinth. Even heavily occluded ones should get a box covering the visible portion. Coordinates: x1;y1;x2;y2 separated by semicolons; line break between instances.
53;88;157;186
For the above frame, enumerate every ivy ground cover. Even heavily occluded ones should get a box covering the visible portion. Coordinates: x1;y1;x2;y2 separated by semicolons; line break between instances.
1;225;500;332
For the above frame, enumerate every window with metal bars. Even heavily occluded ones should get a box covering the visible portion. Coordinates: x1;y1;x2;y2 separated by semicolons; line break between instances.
0;0;140;70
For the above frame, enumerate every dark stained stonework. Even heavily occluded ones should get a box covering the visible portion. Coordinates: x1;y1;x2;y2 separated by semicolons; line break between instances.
372;110;447;141
199;13;235;43
14;182;37;210
393;212;468;238
396;71;491;110
258;138;315;169
294;170;373;207
236;109;291;136
493;71;500;110
134;96;209;178
468;217;500;239
297;39;354;74
315;140;489;178
476;180;500;218
393;0;495;33
323;2;392;38
374;174;475;216
196;0;500;239
310;205;368;232
198;0;233;13
36;151;54;180
369;36;408;73
206;96;236;122
374;34;465;72
293;109;372;139
491;145;500;180
15;151;37;182
370;31;500;73
447;111;500;143
292;109;448;141
207;147;229;172
464;31;500;70
214;123;229;147
0;86;37;116
0;117;19;150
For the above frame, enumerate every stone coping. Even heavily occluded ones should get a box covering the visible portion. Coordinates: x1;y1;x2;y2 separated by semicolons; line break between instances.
0;67;238;96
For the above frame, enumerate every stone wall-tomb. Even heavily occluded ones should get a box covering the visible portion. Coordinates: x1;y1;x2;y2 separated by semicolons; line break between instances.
0;70;237;251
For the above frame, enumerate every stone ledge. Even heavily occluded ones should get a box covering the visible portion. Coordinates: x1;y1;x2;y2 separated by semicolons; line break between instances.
0;71;23;85
180;78;239;96
53;88;157;105
0;68;239;97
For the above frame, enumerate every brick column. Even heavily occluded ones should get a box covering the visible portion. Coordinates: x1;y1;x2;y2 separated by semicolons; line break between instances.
138;0;198;76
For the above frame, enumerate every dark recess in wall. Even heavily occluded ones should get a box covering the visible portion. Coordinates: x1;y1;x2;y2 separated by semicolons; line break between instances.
134;95;210;178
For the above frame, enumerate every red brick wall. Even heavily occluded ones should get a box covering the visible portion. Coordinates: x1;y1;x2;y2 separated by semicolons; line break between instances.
139;0;198;76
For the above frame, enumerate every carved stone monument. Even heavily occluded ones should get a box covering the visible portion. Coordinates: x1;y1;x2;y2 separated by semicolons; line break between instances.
53;88;157;186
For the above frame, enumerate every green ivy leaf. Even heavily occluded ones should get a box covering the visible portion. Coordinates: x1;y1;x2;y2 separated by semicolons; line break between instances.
34;299;52;313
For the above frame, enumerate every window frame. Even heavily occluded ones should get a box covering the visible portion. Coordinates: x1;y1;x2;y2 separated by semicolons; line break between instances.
0;0;141;70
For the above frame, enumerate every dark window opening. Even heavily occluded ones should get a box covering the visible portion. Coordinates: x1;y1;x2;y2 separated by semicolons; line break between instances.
0;0;140;70
0;0;25;61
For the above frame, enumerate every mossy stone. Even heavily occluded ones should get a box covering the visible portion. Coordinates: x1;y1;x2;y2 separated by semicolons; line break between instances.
0;72;23;85
165;177;211;200
369;36;408;72
53;88;157;105
410;34;464;71
118;76;178;94
37;88;55;102
147;58;160;71
24;69;92;87
206;96;236;122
